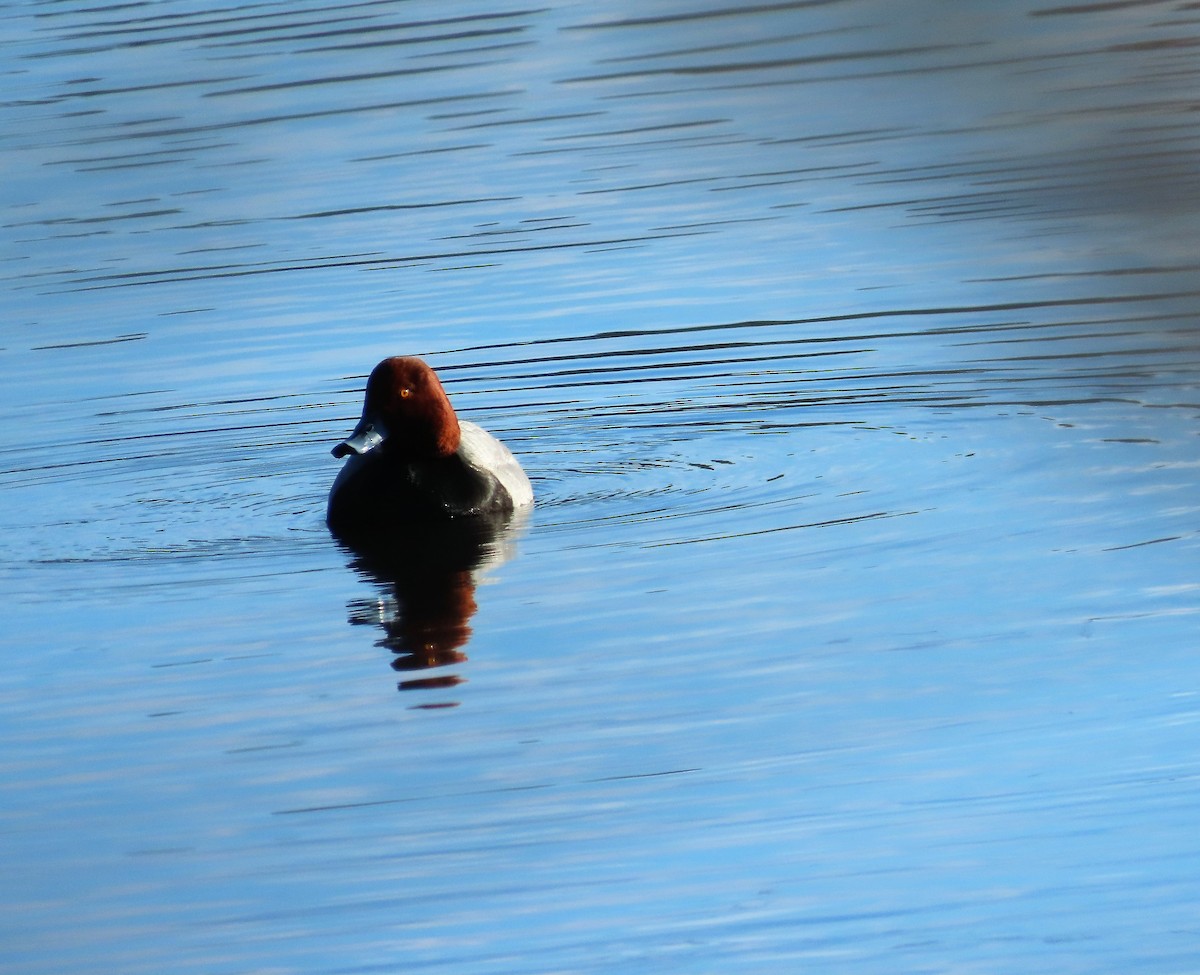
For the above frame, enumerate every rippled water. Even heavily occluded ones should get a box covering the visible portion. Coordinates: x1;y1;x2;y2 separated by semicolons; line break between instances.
3;2;1200;972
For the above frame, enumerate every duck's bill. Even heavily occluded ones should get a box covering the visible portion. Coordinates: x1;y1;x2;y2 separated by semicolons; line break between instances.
332;416;388;458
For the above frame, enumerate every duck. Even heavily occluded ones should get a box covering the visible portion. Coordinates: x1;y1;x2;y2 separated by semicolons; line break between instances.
327;356;533;537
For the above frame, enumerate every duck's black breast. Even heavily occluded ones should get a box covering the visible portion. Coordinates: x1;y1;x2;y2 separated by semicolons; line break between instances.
327;448;515;539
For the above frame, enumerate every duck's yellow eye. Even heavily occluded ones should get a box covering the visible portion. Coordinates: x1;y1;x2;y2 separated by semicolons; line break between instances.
400;387;412;399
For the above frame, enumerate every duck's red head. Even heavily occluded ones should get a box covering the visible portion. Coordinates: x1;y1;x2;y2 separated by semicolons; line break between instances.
332;356;461;461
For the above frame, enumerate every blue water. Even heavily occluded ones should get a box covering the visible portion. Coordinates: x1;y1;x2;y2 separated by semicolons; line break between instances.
2;2;1199;972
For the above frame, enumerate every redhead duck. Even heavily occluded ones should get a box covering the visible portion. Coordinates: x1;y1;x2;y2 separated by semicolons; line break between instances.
327;357;532;536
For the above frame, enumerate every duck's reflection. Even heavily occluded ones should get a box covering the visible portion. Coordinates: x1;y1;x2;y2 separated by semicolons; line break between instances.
334;510;525;702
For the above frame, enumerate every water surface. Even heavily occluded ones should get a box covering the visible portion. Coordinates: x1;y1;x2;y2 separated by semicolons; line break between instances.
3;2;1199;972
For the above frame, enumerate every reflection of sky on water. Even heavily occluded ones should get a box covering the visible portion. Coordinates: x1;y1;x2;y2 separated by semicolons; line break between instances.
8;0;1199;358
2;2;1199;973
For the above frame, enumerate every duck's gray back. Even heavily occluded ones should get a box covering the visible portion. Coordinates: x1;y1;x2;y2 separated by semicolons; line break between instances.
458;420;533;509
